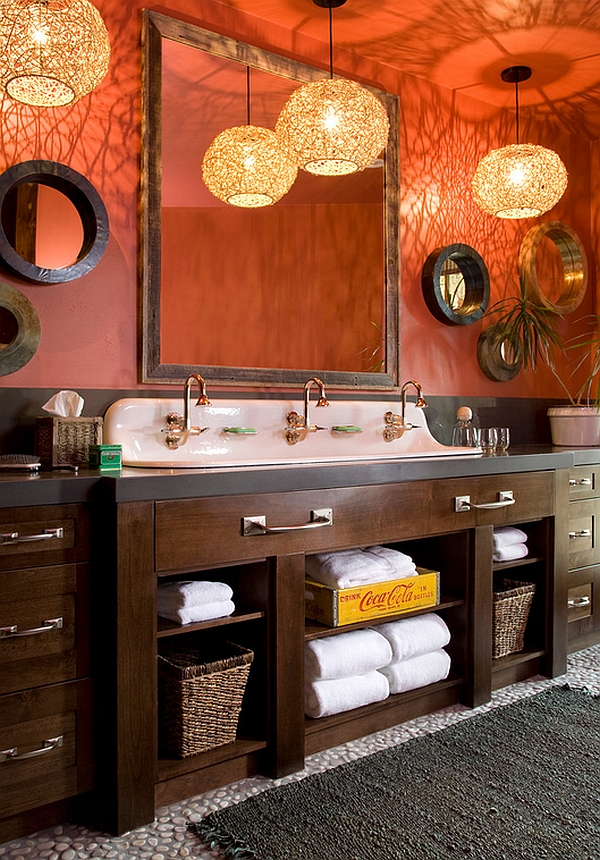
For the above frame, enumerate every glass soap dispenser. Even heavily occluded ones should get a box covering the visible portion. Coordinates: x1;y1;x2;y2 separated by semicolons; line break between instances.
451;406;479;447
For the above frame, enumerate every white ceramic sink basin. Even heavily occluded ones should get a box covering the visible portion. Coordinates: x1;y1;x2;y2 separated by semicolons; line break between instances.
103;398;481;468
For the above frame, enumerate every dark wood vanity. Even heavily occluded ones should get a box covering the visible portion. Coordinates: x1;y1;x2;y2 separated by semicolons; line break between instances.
0;447;597;841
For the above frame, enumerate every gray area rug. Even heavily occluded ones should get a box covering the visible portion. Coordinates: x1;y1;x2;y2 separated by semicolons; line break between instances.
190;686;600;860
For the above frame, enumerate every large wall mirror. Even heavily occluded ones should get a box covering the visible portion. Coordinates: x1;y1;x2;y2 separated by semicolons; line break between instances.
141;10;400;389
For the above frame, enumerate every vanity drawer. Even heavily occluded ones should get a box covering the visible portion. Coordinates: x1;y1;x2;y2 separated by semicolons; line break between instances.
568;466;600;500
0;564;90;696
154;472;555;571
0;679;93;819
0;505;89;570
568;583;592;622
567;499;600;569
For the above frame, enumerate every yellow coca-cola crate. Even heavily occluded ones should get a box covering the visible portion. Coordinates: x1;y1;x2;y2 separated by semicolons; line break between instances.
305;568;440;627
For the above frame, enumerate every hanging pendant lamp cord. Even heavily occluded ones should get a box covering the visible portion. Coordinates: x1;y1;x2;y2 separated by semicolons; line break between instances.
246;66;251;125
328;4;334;78
515;77;520;145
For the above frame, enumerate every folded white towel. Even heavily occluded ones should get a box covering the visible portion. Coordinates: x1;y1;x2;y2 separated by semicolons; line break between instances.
378;649;451;695
306;545;417;590
305;628;392;682
375;613;451;662
157;580;233;612
158;599;235;626
304;670;389;719
493;527;528;550
493;543;529;562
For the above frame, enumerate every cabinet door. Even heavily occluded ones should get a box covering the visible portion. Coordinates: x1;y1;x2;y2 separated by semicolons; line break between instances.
568;499;600;569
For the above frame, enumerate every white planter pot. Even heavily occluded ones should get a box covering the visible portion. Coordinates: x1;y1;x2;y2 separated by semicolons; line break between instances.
548;406;600;447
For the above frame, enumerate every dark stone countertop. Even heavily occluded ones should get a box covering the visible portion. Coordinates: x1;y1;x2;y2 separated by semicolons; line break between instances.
0;445;591;508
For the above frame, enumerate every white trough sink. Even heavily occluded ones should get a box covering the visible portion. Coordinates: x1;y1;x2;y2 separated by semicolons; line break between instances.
103;398;481;469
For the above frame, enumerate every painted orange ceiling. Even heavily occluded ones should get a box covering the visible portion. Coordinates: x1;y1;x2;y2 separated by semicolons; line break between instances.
214;0;600;137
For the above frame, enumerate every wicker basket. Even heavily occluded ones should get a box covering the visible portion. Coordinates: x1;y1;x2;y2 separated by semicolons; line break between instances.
493;579;536;659
158;642;254;758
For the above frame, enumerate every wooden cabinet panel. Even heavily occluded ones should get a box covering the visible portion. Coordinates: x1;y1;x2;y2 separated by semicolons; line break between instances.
155;472;555;572
0;679;93;819
0;505;89;570
0;564;90;696
568;466;600;500
567;499;600;569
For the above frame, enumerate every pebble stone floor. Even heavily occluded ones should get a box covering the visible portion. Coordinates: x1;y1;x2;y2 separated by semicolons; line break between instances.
2;644;599;860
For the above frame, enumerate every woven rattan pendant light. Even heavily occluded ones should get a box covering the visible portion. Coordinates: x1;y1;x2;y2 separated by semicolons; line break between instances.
275;0;389;176
471;66;568;219
0;0;111;107
202;67;298;208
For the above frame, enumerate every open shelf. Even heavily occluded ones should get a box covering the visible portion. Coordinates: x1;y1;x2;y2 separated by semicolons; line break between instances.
156;737;268;782
157;609;264;638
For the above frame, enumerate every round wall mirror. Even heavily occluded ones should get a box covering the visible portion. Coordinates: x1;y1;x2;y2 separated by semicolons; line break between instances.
0;282;41;375
422;243;490;325
0;160;109;284
477;322;523;382
519;221;588;315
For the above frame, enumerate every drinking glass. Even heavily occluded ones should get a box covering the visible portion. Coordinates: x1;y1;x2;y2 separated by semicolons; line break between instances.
480;428;498;455
494;427;510;454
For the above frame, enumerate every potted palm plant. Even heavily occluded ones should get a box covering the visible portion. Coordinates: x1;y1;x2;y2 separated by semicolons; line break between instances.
478;275;600;447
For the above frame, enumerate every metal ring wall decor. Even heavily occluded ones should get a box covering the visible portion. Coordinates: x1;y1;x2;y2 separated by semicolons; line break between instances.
0;282;41;375
518;221;588;315
0;160;109;284
477;321;523;382
421;243;490;325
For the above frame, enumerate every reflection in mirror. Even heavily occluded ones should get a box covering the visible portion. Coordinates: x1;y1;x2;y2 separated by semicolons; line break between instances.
0;282;41;375
0;306;18;348
422;244;490;326
0;160;109;284
141;10;400;388
2;183;84;269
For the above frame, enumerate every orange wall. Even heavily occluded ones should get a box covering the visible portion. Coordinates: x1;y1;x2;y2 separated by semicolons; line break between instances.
0;0;594;398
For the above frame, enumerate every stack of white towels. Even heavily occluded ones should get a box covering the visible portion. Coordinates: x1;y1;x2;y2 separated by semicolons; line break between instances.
305;628;392;719
493;527;528;563
157;580;235;625
375;613;451;695
304;613;451;718
305;545;417;589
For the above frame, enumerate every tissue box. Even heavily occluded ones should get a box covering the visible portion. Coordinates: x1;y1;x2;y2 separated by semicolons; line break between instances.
35;416;103;468
305;568;440;628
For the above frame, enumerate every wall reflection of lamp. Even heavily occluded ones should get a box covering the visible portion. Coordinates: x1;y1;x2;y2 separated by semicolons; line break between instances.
275;0;389;176
471;66;568;219
202;67;298;208
0;0;111;107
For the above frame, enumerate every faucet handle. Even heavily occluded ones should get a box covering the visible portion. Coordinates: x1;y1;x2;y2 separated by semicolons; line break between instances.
286;410;305;428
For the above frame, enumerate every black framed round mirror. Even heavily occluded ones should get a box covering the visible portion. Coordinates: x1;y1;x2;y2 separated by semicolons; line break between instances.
0;160;109;284
0;282;41;375
422;243;490;325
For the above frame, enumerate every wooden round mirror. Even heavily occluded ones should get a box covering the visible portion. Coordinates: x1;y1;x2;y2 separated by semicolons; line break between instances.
0;282;41;375
477;322;523;382
0;160;109;284
422;243;490;325
519;221;588;315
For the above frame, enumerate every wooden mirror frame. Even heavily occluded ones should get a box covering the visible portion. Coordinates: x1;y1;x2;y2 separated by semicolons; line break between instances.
141;10;400;389
0;160;109;284
421;243;490;326
0;282;41;375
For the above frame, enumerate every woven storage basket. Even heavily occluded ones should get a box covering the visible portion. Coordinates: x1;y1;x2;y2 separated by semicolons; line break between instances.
158;642;254;758
493;579;536;659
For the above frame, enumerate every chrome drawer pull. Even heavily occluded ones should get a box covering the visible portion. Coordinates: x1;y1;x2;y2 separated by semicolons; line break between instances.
454;491;514;512
0;735;63;763
243;508;333;536
569;478;592;486
568;596;591;608
0;617;63;638
568;530;592;539
0;527;64;545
